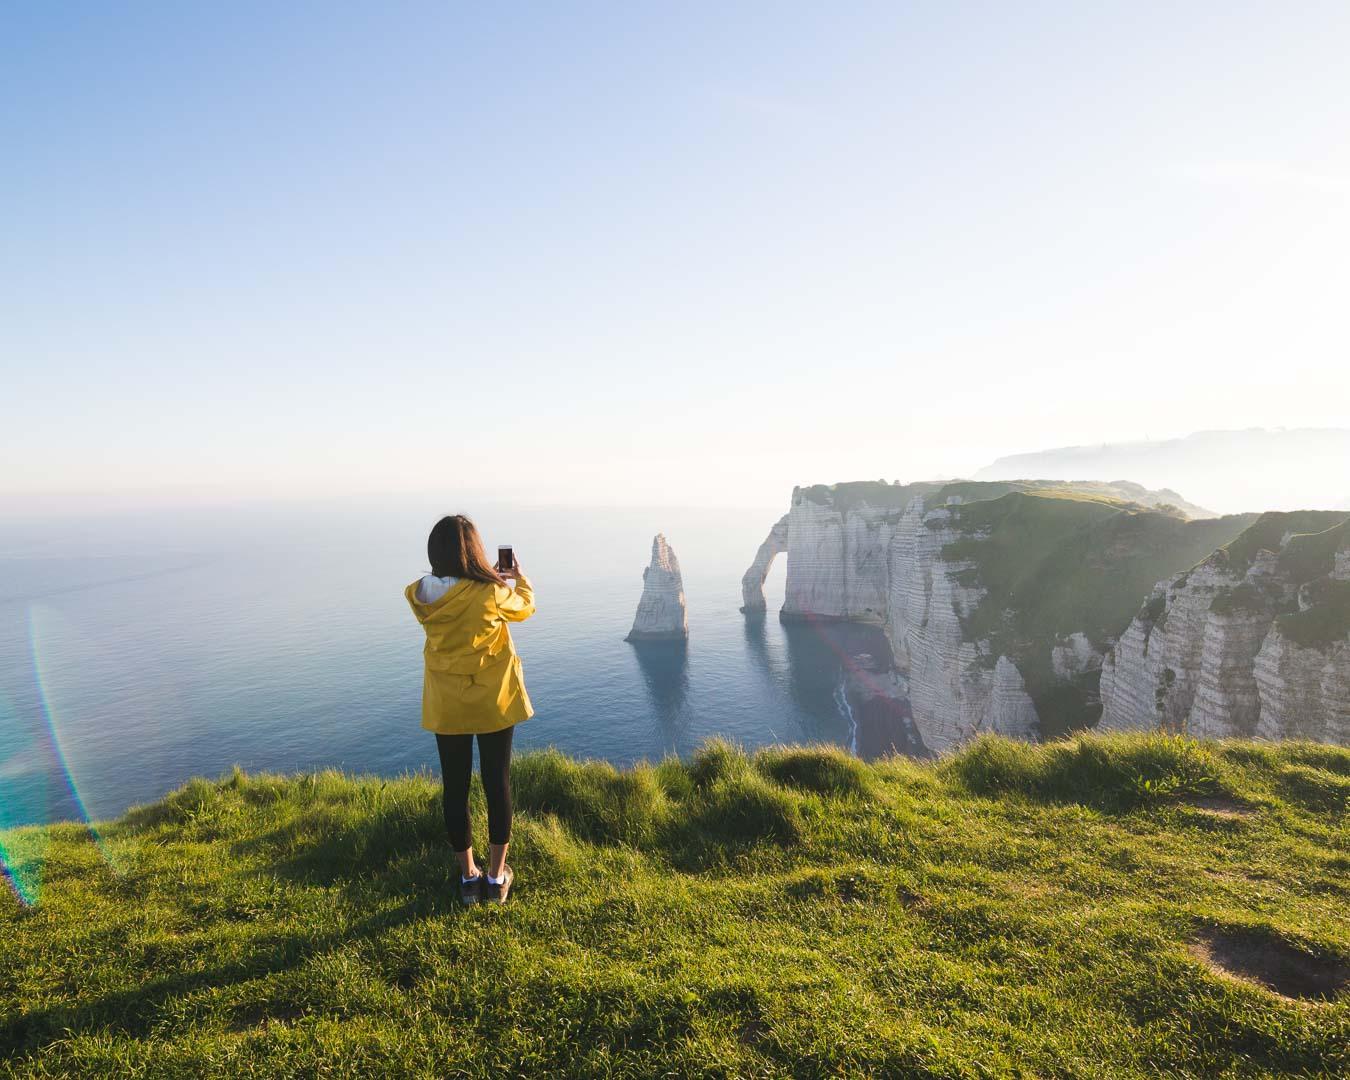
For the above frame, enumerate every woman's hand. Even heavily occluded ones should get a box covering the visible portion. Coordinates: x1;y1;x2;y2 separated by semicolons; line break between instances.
495;558;524;580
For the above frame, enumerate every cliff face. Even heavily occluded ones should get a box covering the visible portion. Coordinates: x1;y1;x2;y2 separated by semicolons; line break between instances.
1253;626;1350;744
626;534;688;642
744;480;1261;752
780;490;918;622
889;488;1253;749
1100;513;1350;745
884;498;1041;750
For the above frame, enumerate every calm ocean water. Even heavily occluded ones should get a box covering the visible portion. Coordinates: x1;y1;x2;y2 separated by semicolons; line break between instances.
1;500;894;828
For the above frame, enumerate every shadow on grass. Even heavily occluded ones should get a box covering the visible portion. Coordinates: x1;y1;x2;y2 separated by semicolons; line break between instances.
213;741;822;893
0;897;436;1057
1276;763;1350;815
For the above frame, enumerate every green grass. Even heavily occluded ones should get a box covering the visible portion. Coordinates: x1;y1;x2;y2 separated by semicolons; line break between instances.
1220;512;1348;576
3;735;1347;1078
1209;582;1277;617
792;478;1206;520
1205;514;1350;648
931;479;1208;518
1278;517;1350;583
796;480;943;516
1277;579;1350;649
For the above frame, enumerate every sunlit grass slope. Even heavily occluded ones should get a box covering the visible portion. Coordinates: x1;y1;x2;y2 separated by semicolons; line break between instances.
2;735;1347;1078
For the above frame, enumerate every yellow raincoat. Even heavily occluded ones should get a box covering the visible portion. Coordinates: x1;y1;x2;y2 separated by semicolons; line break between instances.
405;575;535;734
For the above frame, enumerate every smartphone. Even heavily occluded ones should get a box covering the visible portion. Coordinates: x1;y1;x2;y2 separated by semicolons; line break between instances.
497;544;514;571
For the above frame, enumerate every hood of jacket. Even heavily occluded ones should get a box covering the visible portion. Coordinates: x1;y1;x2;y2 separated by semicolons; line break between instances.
406;577;480;624
405;577;515;674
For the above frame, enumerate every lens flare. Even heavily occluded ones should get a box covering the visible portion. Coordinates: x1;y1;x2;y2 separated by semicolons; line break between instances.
799;613;894;692
797;613;903;756
0;689;46;907
25;606;121;875
0;825;42;907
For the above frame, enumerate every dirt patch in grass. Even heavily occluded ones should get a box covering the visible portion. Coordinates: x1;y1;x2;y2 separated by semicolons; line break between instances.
894;886;930;911
1186;796;1257;820
1191;928;1349;1002
737;1014;769;1047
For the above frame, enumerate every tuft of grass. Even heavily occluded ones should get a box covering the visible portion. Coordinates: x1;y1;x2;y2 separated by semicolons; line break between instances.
676;770;803;852
1;734;1346;1078
686;737;751;789
941;732;1231;811
512;750;670;847
754;745;872;797
1276;764;1350;815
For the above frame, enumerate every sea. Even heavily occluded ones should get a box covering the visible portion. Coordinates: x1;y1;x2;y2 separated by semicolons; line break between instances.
0;500;903;829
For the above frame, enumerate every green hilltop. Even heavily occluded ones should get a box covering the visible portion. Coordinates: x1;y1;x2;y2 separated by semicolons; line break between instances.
796;478;1214;519
939;491;1258;736
1232;514;1350;649
1219;511;1348;576
2;735;1347;1078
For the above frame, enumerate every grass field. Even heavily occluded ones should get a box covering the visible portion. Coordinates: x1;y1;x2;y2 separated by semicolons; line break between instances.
2;734;1347;1078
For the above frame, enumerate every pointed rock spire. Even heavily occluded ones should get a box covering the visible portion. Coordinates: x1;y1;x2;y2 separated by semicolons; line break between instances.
625;533;689;642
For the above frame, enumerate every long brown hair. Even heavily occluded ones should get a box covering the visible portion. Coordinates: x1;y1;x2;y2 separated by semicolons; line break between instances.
427;515;505;586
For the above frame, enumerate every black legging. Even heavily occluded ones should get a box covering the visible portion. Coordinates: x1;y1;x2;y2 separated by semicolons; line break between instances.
435;727;514;852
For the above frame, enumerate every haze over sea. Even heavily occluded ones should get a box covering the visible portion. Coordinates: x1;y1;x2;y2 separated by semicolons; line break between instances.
0;501;892;828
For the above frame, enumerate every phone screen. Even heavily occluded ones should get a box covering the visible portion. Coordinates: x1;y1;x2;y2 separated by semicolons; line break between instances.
498;545;514;570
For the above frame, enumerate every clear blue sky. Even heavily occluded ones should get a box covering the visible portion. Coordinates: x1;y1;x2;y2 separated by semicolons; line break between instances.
4;2;1349;509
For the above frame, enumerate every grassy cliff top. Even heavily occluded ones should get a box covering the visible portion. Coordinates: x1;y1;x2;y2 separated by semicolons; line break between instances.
1277;516;1350;583
941;493;1257;734
3;735;1347;1078
942;494;1258;646
1219;511;1349;576
791;479;1126;517
794;479;1214;519
935;479;1211;518
1207;514;1350;649
794;480;943;515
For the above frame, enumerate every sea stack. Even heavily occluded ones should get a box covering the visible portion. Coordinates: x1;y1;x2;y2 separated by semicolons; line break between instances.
626;534;689;642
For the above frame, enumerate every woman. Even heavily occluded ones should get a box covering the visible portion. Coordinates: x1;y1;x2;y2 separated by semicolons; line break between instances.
406;515;535;905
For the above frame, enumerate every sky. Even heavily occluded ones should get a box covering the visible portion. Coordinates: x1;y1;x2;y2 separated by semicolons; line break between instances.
4;2;1349;511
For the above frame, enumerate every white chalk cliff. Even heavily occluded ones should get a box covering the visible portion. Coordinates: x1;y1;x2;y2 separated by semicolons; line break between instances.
736;484;1053;751
626;534;689;642
1099;513;1350;745
741;480;1298;753
885;498;1041;752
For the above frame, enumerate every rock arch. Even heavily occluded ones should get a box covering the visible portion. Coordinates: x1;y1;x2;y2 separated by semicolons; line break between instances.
740;514;789;615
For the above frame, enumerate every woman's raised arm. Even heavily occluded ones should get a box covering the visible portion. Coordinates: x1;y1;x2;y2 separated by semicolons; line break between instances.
496;575;535;622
